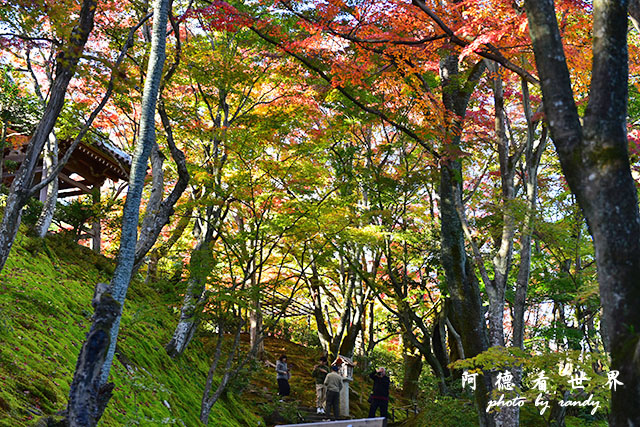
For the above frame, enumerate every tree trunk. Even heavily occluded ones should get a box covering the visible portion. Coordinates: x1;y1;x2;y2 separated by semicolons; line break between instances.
200;325;228;425
133;11;189;272
338;281;366;358
249;298;264;360
432;310;449;378
0;0;97;273
96;0;170;387
439;55;493;425
307;268;334;354
136;142;165;249
34;132;59;238
510;82;547;427
338;316;361;358
164;276;206;358
165;199;228;357
525;1;640;424
389;291;448;393
402;334;423;401
133;99;190;272
67;283;119;427
91;187;101;253
600;307;611;353
447;316;464;381
548;391;570;427
145;205;192;283
513;80;546;350
630;0;640;32
165;241;212;358
200;319;261;425
486;62;516;349
0;118;6;181
364;302;375;369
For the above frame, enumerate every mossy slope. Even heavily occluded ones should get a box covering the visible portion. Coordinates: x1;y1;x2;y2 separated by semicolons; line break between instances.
0;232;261;427
0;230;411;427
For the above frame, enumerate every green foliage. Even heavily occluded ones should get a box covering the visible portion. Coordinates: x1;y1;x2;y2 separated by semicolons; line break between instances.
628;84;640;125
451;347;611;423
0;66;42;136
189;242;215;281
227;357;260;396
406;394;478;426
2;160;18;173
258;398;299;424
356;345;404;390
289;323;321;349
20;198;43;228
266;317;321;349
52;196;107;240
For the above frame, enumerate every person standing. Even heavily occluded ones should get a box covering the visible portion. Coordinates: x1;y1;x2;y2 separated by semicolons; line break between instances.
312;356;329;414
368;367;390;418
276;354;291;400
323;365;343;420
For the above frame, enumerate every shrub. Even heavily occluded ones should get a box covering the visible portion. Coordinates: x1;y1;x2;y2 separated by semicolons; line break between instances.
53;196;96;239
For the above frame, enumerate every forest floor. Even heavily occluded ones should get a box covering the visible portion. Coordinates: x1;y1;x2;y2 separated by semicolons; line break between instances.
242;335;411;425
0;229;606;426
0;230;411;427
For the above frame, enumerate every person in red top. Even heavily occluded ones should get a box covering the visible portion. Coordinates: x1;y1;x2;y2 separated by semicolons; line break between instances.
368;367;390;418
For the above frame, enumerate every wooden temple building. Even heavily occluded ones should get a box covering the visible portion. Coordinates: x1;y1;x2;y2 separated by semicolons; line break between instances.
1;136;131;249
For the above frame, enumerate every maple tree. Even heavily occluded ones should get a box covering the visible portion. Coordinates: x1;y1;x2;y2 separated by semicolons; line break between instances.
66;0;172;424
2;0;640;425
0;0;99;273
161;16;309;358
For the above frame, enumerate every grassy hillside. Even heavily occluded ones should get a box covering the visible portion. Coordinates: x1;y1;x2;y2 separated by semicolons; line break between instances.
0;231;262;426
0;230;408;427
4;229;604;427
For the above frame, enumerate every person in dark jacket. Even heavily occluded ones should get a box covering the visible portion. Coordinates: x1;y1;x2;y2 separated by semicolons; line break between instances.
312;356;329;414
275;354;291;399
368;367;390;418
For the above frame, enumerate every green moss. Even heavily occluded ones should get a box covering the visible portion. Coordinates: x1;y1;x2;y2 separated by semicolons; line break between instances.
405;395;477;426
0;229;417;427
0;231;263;426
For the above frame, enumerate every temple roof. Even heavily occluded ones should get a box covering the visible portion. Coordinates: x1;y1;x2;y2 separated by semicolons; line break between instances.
2;133;132;198
65;135;132;183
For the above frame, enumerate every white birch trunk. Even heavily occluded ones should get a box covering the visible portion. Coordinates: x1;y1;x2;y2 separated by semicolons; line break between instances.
34;132;59;238
98;0;170;386
165;274;207;358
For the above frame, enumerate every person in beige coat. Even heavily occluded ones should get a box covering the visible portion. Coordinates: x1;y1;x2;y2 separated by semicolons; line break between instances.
323;365;343;420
